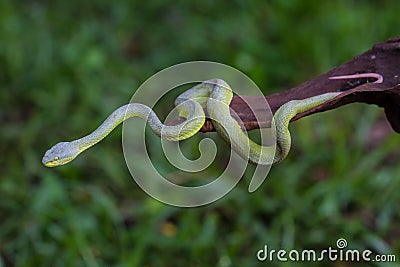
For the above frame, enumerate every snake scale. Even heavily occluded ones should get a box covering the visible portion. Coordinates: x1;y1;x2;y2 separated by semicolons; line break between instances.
42;73;382;167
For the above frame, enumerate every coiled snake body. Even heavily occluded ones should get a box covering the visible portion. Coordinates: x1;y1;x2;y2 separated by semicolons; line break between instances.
42;74;382;167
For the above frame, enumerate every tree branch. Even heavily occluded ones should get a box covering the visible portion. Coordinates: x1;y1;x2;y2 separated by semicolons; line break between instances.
199;36;400;133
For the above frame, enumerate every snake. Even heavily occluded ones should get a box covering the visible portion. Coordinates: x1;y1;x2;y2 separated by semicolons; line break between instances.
42;73;383;167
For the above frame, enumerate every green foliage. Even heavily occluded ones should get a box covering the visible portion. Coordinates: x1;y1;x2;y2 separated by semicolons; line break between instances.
1;1;399;266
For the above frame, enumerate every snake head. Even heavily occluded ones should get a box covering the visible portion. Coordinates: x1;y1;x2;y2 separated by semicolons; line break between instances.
42;141;79;167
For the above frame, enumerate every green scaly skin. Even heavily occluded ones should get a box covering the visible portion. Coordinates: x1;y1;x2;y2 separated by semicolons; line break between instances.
42;74;381;167
206;79;340;164
42;96;206;167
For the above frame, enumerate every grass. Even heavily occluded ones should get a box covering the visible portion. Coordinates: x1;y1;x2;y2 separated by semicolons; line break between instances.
1;1;399;266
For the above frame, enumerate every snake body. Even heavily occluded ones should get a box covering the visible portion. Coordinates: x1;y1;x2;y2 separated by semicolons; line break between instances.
42;92;206;167
42;74;381;167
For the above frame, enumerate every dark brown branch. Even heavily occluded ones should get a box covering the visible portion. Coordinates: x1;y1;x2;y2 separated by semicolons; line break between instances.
199;36;400;133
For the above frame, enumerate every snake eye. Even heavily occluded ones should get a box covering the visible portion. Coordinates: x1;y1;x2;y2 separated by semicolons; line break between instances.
54;156;59;161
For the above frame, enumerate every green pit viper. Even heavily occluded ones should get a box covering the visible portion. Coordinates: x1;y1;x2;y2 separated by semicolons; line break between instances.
42;73;383;167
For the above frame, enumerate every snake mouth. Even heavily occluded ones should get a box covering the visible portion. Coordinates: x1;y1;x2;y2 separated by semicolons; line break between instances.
42;152;58;167
43;161;58;167
42;156;59;167
42;154;75;167
42;158;72;167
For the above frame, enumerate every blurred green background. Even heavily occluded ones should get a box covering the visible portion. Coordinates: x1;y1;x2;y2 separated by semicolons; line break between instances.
1;1;399;266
